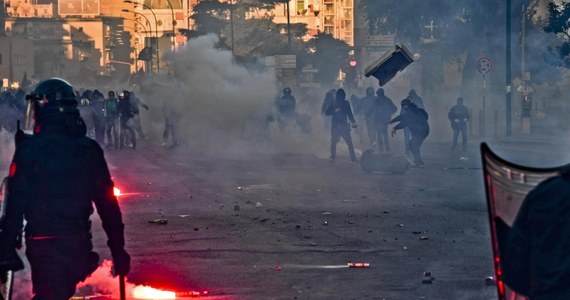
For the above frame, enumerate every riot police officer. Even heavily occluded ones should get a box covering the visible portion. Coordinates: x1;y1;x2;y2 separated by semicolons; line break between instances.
0;78;130;299
275;87;296;133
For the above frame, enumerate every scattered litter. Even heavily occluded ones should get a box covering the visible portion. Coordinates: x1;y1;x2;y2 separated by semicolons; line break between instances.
323;221;328;226
412;231;422;234
148;219;168;225
422;271;434;284
485;276;495;286
419;236;429;240
255;202;263;208
321;212;332;215
383;210;390;214
295;225;301;229
403;246;408;250
237;186;243;190
233;205;240;216
178;215;189;218
348;262;370;268
194;228;199;231
397;224;405;227
275;266;282;271
347;220;354;224
147;182;152;185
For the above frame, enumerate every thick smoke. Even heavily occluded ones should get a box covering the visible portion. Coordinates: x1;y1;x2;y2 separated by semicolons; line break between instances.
136;34;352;159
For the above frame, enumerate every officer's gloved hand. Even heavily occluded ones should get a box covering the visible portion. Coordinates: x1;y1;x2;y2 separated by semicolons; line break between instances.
351;122;358;129
111;248;131;276
0;247;24;273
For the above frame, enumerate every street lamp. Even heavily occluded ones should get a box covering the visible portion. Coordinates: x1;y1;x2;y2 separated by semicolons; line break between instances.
121;24;146;71
164;0;176;50
122;9;158;73
123;18;152;71
124;0;160;72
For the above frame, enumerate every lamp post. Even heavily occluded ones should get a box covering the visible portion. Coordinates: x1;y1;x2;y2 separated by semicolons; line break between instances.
230;0;234;54
122;9;158;72
124;0;160;73
120;19;151;72
121;24;146;71
286;0;291;49
506;0;512;136
164;0;176;50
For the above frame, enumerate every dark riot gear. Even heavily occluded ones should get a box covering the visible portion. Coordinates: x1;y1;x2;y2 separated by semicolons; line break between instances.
1;78;130;299
25;78;78;120
23;78;85;138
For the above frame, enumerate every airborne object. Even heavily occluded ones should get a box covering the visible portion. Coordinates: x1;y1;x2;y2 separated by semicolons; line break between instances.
364;44;415;86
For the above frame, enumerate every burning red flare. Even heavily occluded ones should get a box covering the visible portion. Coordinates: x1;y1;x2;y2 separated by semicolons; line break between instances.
132;286;176;299
114;187;121;197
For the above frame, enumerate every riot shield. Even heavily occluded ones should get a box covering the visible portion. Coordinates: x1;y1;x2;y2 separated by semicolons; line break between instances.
0;177;14;300
480;143;560;300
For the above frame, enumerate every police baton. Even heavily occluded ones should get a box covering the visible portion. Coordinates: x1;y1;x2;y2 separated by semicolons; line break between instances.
119;275;126;300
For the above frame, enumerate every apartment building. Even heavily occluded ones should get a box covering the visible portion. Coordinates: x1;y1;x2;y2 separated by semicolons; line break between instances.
272;0;354;46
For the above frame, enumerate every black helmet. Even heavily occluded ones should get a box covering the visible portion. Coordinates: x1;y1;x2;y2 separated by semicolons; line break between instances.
26;78;78;119
401;98;412;106
283;87;291;94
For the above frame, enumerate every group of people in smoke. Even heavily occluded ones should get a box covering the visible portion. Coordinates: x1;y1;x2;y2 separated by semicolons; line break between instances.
273;85;470;167
0;86;171;150
77;89;148;150
321;87;432;167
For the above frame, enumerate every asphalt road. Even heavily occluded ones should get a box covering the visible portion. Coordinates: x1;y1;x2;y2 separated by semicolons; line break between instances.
11;132;568;300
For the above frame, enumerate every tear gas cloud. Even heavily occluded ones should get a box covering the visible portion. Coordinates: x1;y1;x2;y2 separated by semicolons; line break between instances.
137;34;347;159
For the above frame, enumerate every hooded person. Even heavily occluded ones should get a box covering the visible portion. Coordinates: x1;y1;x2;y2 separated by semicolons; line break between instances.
0;78;130;299
389;98;429;167
325;88;358;162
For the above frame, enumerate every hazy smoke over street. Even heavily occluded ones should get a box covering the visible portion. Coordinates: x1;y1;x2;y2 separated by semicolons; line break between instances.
137;34;347;159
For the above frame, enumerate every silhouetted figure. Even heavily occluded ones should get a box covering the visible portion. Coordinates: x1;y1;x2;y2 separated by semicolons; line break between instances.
326;89;358;162
389;98;429;167
275;87;296;133
448;97;470;151
367;88;397;153
0;78;130;299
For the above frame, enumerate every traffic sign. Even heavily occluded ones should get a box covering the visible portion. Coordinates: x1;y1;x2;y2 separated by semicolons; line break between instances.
477;57;493;74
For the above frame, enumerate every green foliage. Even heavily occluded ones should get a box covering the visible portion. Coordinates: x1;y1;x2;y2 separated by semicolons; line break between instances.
306;33;351;84
543;1;570;68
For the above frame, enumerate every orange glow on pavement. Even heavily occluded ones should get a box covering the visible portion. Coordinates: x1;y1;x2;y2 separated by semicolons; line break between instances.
133;285;176;299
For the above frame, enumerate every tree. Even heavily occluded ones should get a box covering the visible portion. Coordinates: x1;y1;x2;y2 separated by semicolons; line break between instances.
189;0;308;57
306;33;351;85
543;1;570;68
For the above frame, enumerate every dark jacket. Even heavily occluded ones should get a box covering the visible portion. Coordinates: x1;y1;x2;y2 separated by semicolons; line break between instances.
448;104;470;130
276;95;296;115
369;95;397;125
0;114;124;249
390;104;429;136
326;99;356;130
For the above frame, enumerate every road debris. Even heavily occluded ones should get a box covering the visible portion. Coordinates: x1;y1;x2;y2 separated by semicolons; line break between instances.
485;276;495;286
148;219;168;225
348;262;370;268
422;271;434;284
